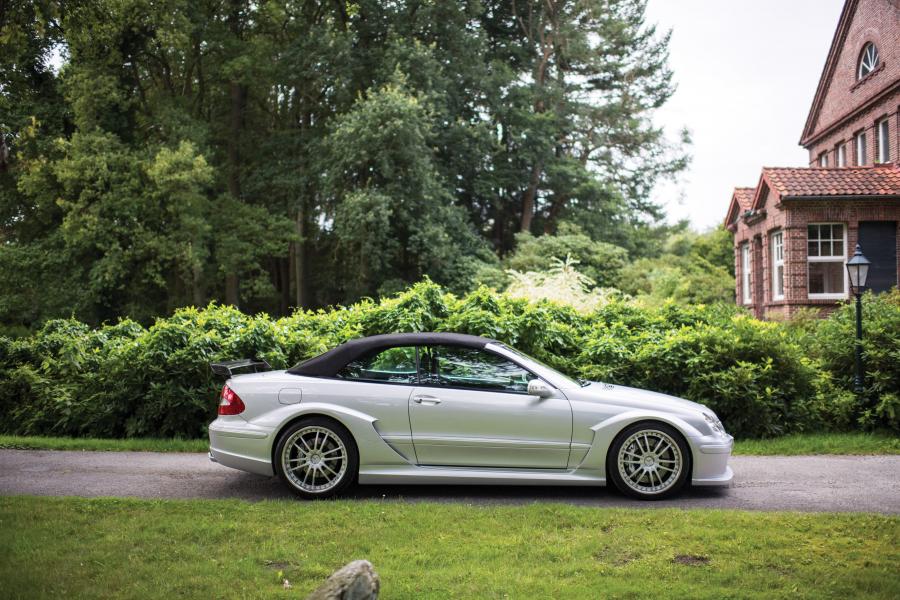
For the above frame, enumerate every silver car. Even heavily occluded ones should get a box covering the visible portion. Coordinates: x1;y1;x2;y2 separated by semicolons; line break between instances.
208;332;733;500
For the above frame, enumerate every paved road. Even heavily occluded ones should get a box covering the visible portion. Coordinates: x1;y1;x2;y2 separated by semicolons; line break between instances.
1;450;898;513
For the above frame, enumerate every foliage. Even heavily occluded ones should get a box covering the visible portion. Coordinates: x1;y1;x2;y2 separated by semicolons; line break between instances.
1;280;897;440
505;255;623;313
504;223;629;288
495;224;736;306
320;81;496;298
618;226;735;304
1;0;688;325
794;289;900;432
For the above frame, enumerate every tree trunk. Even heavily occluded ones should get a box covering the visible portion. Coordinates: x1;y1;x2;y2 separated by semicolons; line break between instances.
192;268;204;306
293;207;306;308
278;256;290;315
513;0;557;234
545;191;568;233
0;135;8;171
224;1;246;308
224;81;247;307
190;242;204;306
519;163;541;232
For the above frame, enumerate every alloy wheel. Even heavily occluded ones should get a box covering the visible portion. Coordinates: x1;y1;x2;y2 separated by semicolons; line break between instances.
281;425;349;494
616;429;683;495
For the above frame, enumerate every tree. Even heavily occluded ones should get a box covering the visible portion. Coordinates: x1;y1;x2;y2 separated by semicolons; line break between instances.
505;222;628;288
320;81;496;299
618;226;735;304
0;0;688;327
478;0;688;250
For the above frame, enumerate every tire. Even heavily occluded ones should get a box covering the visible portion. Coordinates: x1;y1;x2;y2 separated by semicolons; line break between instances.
606;421;691;500
274;417;359;499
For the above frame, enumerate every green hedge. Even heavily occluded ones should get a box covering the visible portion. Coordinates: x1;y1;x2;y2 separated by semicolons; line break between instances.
1;281;897;440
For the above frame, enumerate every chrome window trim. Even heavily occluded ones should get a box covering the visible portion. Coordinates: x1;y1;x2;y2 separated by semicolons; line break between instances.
319;343;559;395
415;344;550;395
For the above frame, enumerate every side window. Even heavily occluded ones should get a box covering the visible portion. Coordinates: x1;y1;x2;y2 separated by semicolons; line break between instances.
420;346;537;393
337;346;418;384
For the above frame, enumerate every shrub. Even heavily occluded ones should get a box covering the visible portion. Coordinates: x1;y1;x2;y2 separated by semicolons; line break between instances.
505;223;629;288
798;290;900;432
0;281;897;439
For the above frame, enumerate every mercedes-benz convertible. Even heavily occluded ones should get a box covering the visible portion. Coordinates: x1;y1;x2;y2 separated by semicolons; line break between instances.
208;332;733;500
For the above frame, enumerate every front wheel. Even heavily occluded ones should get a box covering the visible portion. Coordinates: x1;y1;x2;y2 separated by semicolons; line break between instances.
607;422;691;500
274;417;358;499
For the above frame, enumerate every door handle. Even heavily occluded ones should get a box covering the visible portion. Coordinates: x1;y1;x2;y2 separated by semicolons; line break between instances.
413;395;441;405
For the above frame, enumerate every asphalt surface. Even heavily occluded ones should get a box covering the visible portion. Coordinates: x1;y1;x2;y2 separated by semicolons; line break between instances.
1;449;898;513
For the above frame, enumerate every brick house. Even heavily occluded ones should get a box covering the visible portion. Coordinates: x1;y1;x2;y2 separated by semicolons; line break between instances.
725;0;900;319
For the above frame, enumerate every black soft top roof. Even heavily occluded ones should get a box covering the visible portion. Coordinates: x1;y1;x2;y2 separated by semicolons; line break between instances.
287;332;496;377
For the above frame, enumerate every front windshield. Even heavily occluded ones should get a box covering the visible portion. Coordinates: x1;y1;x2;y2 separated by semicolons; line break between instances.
495;344;585;387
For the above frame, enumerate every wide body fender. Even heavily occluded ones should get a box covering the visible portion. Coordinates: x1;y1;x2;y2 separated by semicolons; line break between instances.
572;410;704;479
251;402;413;470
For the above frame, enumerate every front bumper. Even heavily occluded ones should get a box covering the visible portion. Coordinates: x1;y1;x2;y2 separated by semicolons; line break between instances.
690;433;734;487
208;417;275;477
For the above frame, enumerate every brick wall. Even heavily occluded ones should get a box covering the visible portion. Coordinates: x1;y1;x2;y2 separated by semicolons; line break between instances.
804;0;900;164
732;197;900;319
727;0;900;319
807;102;899;166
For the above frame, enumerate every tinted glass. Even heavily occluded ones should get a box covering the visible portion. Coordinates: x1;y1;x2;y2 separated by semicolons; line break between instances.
496;344;582;387
337;346;417;383
420;346;536;392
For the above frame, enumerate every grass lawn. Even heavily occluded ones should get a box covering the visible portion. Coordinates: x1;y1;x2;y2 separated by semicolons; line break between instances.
2;432;899;455
0;435;209;453
732;432;900;455
1;496;897;599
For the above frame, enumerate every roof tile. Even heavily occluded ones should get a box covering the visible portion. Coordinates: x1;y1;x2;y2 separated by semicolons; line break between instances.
732;187;755;211
761;163;900;199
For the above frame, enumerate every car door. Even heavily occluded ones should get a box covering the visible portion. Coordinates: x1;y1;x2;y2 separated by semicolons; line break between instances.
408;345;572;469
315;345;419;462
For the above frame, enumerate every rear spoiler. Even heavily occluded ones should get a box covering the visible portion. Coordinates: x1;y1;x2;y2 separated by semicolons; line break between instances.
209;358;272;378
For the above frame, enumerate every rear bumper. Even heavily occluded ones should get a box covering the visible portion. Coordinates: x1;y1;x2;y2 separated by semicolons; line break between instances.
208;418;275;477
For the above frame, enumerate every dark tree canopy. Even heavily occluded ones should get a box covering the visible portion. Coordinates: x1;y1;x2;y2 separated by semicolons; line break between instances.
0;0;687;326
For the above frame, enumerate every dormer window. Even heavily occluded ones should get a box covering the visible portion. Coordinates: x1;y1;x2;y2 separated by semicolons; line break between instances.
858;43;879;79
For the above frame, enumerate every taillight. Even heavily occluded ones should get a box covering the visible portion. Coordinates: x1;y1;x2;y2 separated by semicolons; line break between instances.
218;384;245;415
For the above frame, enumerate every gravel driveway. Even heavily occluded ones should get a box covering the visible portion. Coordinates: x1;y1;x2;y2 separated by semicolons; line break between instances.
1;449;898;513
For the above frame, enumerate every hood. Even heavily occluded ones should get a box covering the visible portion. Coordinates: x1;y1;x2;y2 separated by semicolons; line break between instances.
576;381;710;416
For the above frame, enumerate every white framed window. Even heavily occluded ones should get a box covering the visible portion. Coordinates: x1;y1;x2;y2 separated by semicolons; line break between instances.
771;231;784;301
836;143;847;167
818;152;828;167
876;118;890;163
807;223;847;299
855;131;867;165
858;43;879;79
741;243;751;304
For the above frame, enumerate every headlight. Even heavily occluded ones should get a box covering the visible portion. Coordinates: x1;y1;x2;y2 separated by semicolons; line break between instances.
703;412;725;434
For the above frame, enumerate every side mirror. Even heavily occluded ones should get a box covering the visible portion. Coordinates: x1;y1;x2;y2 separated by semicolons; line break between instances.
527;379;554;398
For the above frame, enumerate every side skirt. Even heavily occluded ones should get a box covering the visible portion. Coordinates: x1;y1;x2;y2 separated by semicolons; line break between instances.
358;464;605;486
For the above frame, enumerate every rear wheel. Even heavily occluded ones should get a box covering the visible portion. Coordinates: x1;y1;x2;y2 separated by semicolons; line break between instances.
607;422;691;500
274;417;358;499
